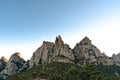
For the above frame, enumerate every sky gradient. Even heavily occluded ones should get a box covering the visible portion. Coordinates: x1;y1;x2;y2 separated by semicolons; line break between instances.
0;0;120;60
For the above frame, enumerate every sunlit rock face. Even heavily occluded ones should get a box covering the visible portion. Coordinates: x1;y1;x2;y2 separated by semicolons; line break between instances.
29;36;116;68
0;52;25;79
73;36;113;65
29;35;75;68
0;56;8;72
52;35;75;63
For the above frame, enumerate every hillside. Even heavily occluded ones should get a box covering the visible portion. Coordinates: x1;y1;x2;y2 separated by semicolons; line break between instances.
6;62;120;80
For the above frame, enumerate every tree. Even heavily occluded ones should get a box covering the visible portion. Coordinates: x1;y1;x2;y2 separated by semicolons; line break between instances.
48;69;65;80
80;63;102;80
64;66;81;80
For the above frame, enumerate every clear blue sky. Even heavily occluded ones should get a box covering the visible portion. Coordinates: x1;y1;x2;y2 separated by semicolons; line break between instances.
0;0;120;60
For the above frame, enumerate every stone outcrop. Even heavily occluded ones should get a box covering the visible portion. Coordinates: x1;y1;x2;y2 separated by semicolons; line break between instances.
73;36;113;65
112;53;120;65
0;52;25;79
112;53;120;62
52;35;74;63
29;35;75;68
29;41;55;68
0;56;8;72
98;53;113;65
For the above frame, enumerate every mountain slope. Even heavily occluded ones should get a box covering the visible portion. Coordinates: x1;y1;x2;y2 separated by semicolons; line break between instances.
6;62;120;80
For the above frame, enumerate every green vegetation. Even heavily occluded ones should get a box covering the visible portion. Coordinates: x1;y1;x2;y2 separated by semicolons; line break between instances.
96;65;120;80
6;62;120;80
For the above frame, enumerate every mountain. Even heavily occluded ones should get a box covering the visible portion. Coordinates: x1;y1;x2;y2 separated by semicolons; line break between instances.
1;35;120;79
0;52;25;79
0;56;8;72
73;36;113;65
29;35;75;68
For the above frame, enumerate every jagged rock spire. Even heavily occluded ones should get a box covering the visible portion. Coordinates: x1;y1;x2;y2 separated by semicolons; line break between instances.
29;35;75;68
55;35;64;47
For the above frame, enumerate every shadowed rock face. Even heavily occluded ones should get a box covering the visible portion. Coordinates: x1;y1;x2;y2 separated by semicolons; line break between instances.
0;56;8;72
18;60;29;73
112;53;120;62
29;35;75;68
73;36;113;65
0;52;25;79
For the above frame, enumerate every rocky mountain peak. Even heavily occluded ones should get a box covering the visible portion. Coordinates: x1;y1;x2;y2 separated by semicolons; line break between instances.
29;35;75;68
112;54;116;57
12;52;21;57
9;52;22;61
1;56;8;62
55;35;64;47
80;36;91;45
0;57;7;73
0;52;26;79
73;37;113;65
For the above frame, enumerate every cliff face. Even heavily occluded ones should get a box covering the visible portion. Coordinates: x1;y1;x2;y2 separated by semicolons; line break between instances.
29;41;55;68
29;35;75;68
0;53;25;79
73;36;113;65
0;56;8;72
29;36;120;68
112;53;120;66
52;36;74;63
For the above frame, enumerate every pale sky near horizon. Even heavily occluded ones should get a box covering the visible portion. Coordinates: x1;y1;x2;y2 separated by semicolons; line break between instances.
0;0;120;60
